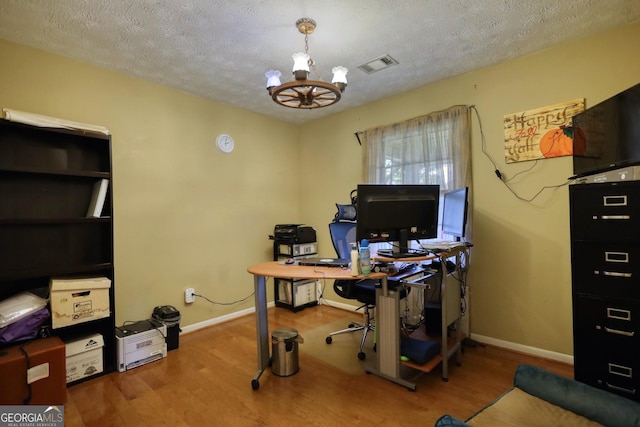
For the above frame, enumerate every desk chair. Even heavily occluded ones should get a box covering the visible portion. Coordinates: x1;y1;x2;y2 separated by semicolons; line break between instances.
325;221;378;360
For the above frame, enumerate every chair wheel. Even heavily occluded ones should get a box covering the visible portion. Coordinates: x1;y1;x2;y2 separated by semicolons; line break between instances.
326;336;332;344
348;323;355;328
358;352;366;360
251;379;260;390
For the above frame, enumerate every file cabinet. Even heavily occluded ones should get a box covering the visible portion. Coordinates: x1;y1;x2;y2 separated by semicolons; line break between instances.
569;181;640;402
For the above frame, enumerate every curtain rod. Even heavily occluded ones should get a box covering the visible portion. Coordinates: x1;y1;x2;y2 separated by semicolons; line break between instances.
353;104;473;138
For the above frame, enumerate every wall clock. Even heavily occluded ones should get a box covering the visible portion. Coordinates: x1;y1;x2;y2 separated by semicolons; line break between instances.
216;134;234;154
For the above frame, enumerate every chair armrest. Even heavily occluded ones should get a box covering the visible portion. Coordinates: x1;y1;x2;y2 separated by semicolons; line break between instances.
333;280;356;299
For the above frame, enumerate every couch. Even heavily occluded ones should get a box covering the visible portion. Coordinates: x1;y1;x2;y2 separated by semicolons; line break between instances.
435;364;640;427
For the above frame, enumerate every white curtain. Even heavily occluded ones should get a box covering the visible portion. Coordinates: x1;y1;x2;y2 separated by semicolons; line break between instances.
359;105;472;238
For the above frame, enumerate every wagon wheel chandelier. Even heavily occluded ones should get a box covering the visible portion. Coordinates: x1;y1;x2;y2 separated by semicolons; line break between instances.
265;18;348;109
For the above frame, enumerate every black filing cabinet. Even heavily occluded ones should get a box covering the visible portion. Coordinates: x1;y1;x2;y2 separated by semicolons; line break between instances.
569;181;640;402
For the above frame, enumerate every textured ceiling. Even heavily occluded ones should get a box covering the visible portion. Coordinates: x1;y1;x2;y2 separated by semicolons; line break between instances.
1;0;639;124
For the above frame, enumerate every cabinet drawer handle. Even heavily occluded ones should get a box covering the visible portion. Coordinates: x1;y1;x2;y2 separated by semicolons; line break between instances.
602;271;632;278
609;363;633;378
599;215;631;220
606;382;636;394
607;308;632;321
603;195;627;206
604;252;629;263
604;327;635;337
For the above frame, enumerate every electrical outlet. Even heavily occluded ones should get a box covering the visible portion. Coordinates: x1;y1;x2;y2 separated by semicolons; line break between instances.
185;288;195;304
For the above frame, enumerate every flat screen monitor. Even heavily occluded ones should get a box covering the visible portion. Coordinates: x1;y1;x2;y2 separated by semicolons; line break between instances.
356;184;440;258
572;82;640;178
441;186;469;241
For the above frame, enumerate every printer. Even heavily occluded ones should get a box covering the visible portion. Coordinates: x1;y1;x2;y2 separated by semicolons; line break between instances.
271;224;316;244
116;319;166;372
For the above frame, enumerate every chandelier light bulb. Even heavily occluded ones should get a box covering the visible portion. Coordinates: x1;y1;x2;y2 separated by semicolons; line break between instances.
292;52;310;80
265;70;282;90
331;66;348;92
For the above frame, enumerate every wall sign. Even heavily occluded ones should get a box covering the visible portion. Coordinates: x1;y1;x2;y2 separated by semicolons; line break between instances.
503;99;584;163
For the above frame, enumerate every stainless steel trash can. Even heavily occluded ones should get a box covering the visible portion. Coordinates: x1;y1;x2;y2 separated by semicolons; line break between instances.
271;327;304;377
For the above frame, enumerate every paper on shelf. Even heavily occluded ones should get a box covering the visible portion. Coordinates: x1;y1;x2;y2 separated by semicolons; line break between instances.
86;179;109;217
0;291;48;329
2;108;110;135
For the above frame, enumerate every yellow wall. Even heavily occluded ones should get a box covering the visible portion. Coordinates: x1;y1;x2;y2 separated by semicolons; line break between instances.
0;39;300;327
1;20;639;358
300;21;640;357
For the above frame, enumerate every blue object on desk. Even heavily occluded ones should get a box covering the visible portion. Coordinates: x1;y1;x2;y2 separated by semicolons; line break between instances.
400;336;440;365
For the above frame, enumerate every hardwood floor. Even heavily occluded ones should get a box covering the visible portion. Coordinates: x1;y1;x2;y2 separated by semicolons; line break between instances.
64;305;573;426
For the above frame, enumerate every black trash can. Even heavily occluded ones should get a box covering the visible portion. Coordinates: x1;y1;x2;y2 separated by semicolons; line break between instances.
152;305;181;351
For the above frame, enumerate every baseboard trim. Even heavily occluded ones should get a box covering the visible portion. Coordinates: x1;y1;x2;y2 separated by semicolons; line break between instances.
317;298;361;312
471;333;574;365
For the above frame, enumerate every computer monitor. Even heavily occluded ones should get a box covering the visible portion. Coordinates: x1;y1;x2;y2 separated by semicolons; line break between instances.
441;186;469;241
356;184;440;258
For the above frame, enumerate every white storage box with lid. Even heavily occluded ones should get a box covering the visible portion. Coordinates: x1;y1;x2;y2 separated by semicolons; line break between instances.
65;333;104;383
49;276;111;329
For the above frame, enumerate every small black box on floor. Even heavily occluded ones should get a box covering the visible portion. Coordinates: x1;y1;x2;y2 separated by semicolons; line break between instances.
165;324;180;350
152;305;181;351
424;302;442;335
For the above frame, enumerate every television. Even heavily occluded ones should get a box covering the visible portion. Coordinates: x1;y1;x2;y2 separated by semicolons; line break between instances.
572;82;640;178
356;184;440;258
441;186;469;241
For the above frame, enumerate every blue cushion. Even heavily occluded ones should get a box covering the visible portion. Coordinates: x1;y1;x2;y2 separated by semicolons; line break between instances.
434;415;470;427
400;336;440;365
334;204;356;221
514;364;640;427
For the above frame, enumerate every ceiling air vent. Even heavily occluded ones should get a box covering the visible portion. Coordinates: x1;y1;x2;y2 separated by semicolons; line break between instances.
357;54;399;74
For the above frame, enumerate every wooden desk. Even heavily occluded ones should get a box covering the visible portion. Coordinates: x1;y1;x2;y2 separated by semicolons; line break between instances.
247;246;469;391
246;261;386;390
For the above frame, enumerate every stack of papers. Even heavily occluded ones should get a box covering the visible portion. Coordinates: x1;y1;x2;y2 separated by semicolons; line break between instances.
420;240;467;251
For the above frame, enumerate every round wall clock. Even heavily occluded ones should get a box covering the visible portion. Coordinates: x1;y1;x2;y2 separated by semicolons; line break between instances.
216;134;234;153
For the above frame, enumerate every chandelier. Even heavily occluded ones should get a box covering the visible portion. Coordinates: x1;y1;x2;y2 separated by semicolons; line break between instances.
265;18;348;109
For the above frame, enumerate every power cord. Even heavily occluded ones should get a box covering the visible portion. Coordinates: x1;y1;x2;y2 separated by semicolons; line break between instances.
472;105;571;202
194;291;255;306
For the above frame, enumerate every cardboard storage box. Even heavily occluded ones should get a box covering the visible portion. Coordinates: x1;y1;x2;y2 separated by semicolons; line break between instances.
50;276;111;329
0;336;66;405
65;333;104;383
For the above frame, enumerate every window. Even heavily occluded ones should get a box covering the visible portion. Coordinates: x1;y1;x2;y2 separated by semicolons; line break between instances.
358;105;472;239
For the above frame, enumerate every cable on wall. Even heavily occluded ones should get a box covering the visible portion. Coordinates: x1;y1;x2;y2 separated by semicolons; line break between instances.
472;105;571;202
194;291;255;306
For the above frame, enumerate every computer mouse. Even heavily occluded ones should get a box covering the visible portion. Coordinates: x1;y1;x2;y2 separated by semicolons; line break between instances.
285;258;295;264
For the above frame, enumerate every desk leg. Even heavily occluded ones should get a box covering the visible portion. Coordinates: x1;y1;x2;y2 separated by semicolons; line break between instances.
252;274;270;390
440;254;462;382
365;278;418;391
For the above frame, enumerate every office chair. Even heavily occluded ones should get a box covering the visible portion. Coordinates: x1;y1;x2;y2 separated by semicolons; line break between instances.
325;221;379;360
